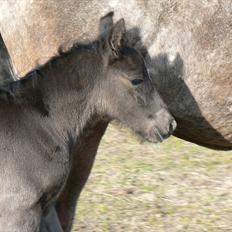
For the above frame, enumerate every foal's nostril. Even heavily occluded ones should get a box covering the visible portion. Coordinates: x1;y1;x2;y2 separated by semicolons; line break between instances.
169;119;177;133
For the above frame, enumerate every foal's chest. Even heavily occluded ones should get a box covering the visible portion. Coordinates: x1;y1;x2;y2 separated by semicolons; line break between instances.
0;109;73;208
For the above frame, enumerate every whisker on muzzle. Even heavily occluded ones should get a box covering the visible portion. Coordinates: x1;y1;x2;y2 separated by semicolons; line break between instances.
154;128;164;142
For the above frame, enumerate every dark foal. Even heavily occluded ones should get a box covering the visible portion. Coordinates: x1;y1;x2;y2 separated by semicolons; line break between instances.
0;14;175;231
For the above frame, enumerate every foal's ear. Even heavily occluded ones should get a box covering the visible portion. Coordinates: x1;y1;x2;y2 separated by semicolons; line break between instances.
99;14;126;58
99;12;114;37
109;19;126;57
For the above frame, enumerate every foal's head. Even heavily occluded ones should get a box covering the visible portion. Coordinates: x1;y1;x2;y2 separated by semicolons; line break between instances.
90;13;176;143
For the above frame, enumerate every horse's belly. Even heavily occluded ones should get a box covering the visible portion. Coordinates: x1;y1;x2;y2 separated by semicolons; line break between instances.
146;1;232;149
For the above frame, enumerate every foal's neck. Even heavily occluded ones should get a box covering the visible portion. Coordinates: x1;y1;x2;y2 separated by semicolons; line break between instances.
39;47;105;135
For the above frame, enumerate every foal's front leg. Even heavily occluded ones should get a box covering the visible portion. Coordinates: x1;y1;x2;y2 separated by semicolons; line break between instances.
55;122;108;232
41;205;63;232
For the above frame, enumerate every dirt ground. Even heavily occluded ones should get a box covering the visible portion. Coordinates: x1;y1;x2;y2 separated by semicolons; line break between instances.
73;124;232;232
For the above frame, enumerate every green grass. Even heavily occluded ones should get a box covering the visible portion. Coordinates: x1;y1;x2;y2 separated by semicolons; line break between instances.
73;124;232;232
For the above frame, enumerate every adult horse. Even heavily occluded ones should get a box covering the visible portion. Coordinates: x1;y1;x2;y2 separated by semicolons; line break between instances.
0;0;231;231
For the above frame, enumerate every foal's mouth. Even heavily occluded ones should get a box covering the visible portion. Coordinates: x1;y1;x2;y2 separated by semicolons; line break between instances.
154;128;164;142
145;127;173;143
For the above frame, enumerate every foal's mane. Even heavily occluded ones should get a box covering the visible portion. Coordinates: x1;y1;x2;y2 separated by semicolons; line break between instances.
0;39;99;100
0;38;101;118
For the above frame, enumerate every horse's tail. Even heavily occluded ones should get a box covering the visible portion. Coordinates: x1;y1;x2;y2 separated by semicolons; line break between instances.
0;32;19;86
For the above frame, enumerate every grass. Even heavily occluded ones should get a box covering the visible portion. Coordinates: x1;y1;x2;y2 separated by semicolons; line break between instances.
73;123;232;232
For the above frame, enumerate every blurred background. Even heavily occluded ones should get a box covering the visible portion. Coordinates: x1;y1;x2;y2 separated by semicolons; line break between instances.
73;123;232;232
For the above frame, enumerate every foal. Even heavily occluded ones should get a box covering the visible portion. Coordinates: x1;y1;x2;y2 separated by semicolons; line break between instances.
0;14;175;231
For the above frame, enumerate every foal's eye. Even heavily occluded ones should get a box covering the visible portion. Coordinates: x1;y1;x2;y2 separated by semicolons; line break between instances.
131;79;143;85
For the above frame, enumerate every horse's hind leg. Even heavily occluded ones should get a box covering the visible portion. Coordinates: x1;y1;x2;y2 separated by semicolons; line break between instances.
41;205;63;232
